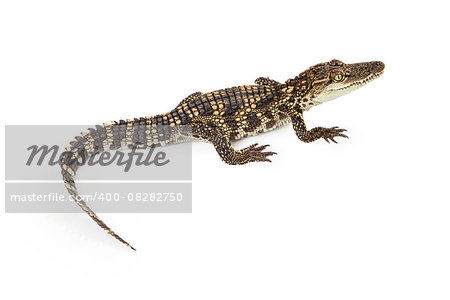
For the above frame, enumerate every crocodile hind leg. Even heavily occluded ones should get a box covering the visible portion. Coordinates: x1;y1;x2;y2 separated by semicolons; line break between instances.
291;112;348;143
189;122;276;165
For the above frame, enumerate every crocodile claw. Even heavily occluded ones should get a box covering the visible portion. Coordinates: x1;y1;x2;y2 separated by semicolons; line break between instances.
240;143;277;163
322;126;349;143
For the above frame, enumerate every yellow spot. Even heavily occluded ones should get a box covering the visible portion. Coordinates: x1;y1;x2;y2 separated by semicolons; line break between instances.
257;113;262;117
213;111;219;115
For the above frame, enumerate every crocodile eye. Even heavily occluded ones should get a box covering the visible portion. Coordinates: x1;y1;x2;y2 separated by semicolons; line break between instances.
333;74;344;82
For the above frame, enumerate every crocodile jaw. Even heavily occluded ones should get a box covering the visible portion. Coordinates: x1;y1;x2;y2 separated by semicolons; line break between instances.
314;66;384;103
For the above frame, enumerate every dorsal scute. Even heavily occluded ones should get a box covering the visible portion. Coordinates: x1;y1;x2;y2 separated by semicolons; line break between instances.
254;77;280;87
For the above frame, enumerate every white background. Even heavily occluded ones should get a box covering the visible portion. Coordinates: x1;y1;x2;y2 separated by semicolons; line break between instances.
1;1;449;299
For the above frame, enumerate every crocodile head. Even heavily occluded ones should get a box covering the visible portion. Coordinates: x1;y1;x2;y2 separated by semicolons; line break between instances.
308;59;384;104
286;59;384;109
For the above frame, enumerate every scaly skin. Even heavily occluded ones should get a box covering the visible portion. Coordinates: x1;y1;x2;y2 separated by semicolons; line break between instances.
60;59;385;249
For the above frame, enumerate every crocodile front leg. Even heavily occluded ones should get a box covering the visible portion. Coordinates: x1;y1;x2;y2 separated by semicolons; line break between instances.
190;122;276;165
291;112;348;144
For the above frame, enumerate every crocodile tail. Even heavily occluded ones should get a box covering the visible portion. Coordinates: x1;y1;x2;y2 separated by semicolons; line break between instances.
60;123;136;250
59;116;185;250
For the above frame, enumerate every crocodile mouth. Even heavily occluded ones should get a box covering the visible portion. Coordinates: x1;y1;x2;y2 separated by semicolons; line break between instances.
332;70;384;92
